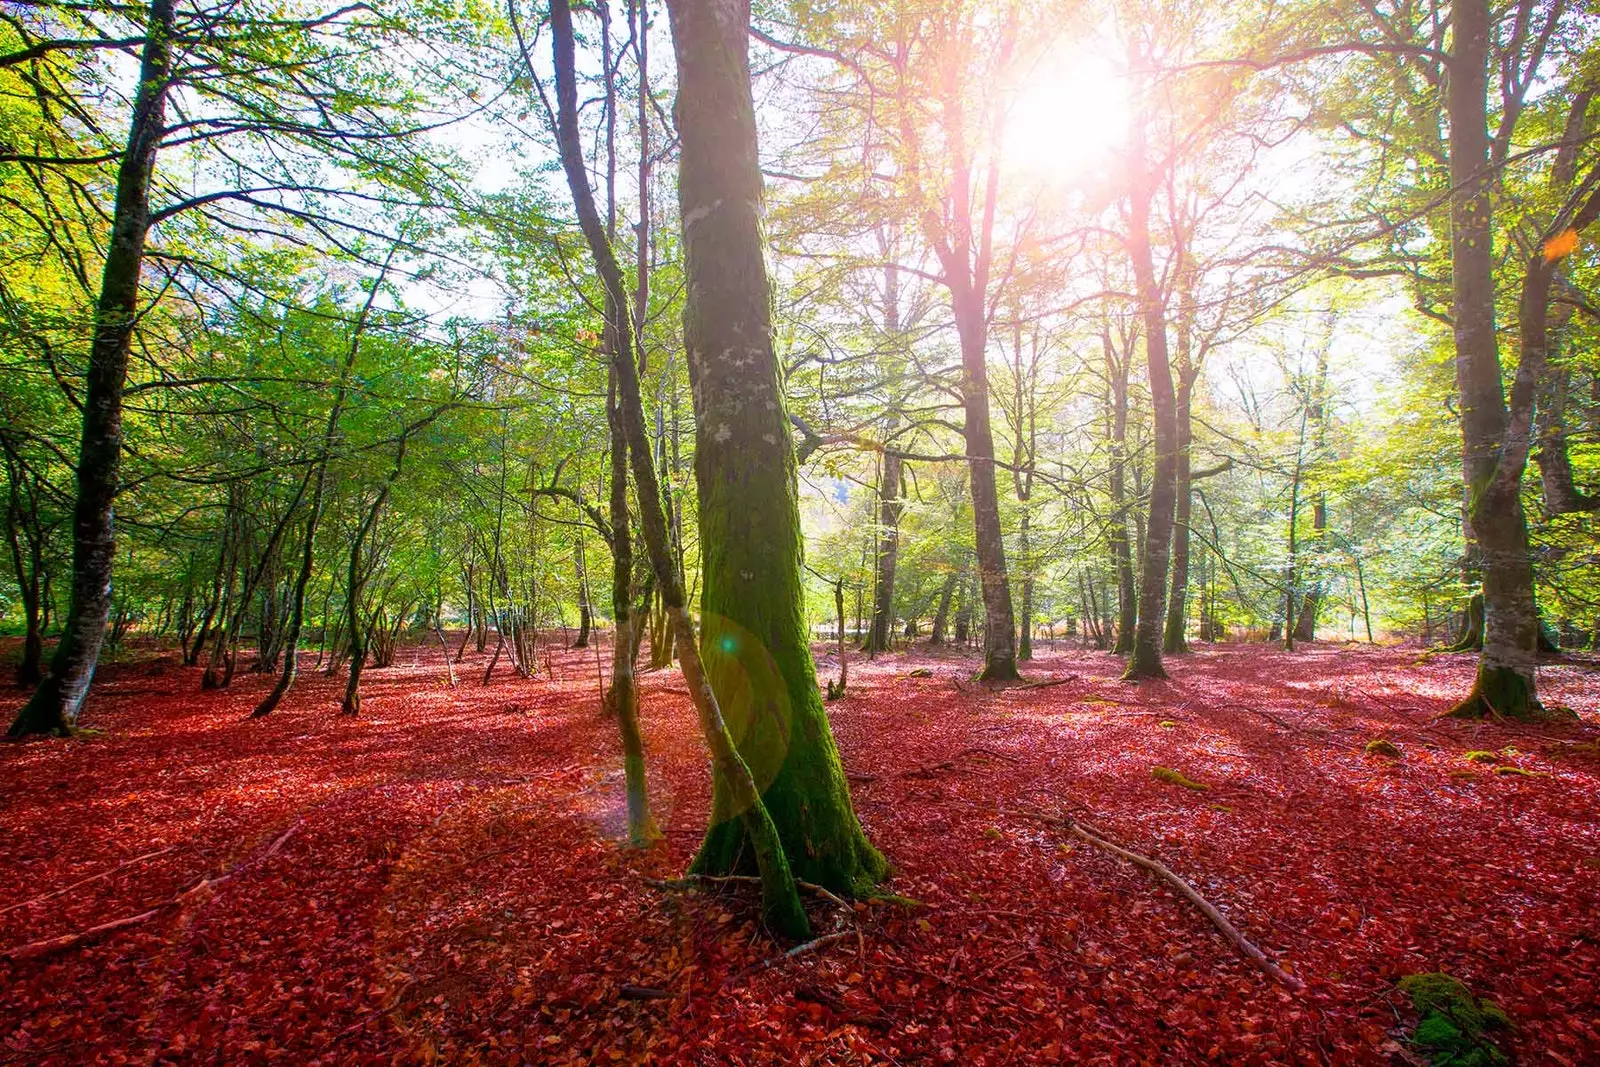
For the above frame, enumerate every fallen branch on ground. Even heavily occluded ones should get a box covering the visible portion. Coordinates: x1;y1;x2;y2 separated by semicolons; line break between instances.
901;745;1019;779
0;846;175;917
0;820;302;963
724;931;852;986
1016;674;1079;690
1050;814;1304;992
619;984;673;1000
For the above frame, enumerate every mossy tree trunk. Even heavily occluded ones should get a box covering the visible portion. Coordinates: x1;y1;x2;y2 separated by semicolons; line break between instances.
662;0;886;896
549;0;820;935
9;0;175;737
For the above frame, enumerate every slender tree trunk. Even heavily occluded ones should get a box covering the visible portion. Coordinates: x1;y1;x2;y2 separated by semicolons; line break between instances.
954;288;1018;680
1017;509;1033;660
604;368;657;845
929;571;957;645
826;577;847;700
252;249;397;718
1163;370;1195;653
1293;492;1326;643
1104;332;1137;655
2;446;45;687
572;536;592;648
862;450;902;655
9;0;175;736
1123;110;1178;681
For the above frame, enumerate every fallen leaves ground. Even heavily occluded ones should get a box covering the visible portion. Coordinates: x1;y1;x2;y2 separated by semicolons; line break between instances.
1;638;1597;1065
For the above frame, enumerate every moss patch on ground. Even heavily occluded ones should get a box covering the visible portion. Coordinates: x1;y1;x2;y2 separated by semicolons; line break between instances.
1151;766;1210;791
1398;972;1510;1067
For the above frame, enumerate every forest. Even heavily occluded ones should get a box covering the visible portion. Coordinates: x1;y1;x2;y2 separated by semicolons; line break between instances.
1;0;1598;1061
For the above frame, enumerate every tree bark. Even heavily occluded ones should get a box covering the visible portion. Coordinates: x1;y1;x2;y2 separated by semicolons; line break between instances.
9;0;175;736
1443;0;1540;718
551;0;870;934
605;369;658;846
572;536;592;649
658;0;886;899
1163;368;1195;654
929;571;957;645
862;451;902;655
252;248;396;719
1123;102;1178;681
2;441;46;687
1104;331;1138;656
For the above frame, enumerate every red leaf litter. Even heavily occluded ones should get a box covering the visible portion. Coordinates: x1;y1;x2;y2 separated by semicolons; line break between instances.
2;640;1598;1065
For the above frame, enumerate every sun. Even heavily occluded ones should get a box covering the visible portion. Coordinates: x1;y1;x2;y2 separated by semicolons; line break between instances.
1002;42;1129;184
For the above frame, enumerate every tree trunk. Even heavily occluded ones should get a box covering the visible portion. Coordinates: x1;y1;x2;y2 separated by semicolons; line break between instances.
252;250;397;718
826;577;847;700
572;536;592;648
862;450;902;655
1104;332;1138;656
604;368;658;845
1293;493;1326;643
657;0;885;900
1443;0;1541;718
2;444;45;687
1163;369;1194;654
929;571;957;645
1123;100;1178;682
552;0;850;934
9;0;175;737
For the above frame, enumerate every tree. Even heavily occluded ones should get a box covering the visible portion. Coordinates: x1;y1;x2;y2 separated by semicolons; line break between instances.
7;0;175;736
660;0;887;897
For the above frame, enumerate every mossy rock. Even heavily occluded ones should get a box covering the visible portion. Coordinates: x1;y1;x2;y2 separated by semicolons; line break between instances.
1397;972;1510;1066
1464;751;1498;764
1157;719;1180;728
1364;738;1403;759
1152;766;1210;791
906;667;933;678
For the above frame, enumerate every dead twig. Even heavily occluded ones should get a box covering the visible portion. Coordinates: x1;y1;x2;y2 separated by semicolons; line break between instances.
1014;674;1079;691
724;931;852;986
1053;814;1305;992
0;846;175;917
1;820;303;963
619;984;673;1001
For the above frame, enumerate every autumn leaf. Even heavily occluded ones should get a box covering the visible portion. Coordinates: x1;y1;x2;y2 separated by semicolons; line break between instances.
1544;228;1579;261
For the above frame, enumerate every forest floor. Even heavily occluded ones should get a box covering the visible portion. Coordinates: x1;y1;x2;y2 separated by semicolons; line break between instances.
1;638;1598;1066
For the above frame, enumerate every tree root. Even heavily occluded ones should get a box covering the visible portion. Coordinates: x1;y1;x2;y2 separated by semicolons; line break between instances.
1;820;302;963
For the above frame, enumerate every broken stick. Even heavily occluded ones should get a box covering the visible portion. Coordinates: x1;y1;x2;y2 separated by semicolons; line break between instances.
0;820;302;963
1059;816;1304;992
